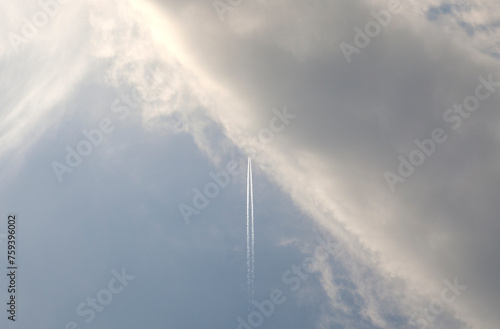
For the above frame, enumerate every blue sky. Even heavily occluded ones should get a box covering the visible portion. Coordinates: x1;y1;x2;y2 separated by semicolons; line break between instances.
1;0;500;328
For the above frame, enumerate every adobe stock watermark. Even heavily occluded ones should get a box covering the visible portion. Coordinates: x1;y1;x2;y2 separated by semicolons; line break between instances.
340;0;403;64
178;106;296;224
384;73;500;193
213;0;245;22
63;268;135;329
235;236;342;329
409;277;467;328
178;160;241;225
7;0;72;53
51;66;163;183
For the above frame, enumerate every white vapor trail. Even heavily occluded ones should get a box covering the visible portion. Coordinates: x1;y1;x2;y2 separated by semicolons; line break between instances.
246;157;255;304
250;157;255;303
246;158;251;304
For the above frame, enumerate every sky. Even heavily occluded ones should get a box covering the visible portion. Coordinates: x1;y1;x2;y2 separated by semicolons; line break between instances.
1;0;500;328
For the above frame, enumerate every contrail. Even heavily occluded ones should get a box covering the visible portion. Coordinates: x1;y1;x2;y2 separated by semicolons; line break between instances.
250;157;255;303
246;158;251;304
246;157;255;304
